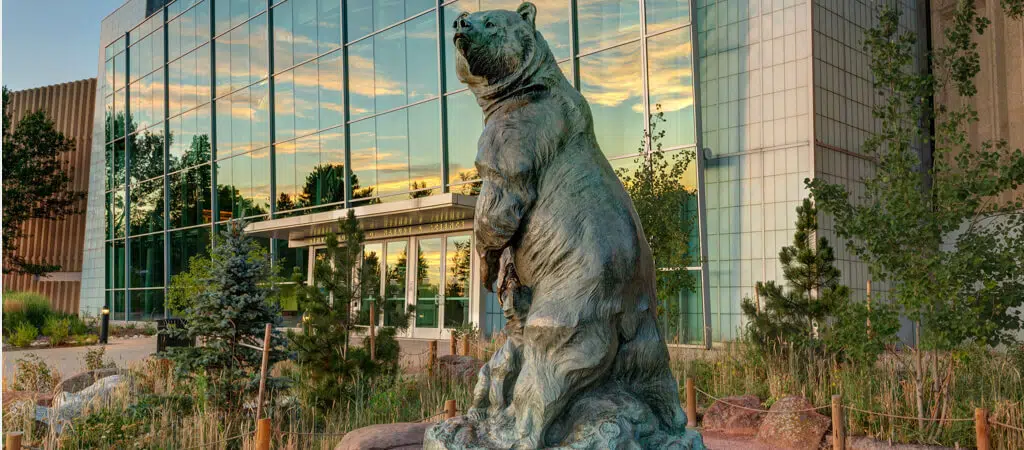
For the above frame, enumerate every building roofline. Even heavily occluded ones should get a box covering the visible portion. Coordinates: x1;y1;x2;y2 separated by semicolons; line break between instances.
8;78;98;94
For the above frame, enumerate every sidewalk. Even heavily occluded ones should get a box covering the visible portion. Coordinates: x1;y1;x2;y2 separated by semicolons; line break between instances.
2;336;158;379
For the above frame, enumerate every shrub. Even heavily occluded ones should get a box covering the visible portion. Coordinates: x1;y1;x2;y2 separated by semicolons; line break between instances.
3;311;29;337
3;291;53;330
8;354;59;392
83;346;115;371
9;322;39;347
42;316;70;347
66;314;91;335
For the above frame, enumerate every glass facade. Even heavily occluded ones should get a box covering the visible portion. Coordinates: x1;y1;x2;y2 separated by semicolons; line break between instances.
99;0;702;343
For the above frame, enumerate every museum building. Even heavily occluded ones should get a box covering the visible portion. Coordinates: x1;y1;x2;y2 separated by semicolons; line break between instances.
83;0;927;346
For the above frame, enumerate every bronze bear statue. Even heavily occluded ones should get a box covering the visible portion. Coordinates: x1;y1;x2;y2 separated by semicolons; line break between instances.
425;3;705;449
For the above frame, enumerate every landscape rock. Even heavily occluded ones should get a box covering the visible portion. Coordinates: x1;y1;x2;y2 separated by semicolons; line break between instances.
702;394;765;434
436;355;483;381
755;395;830;450
36;374;126;433
335;422;432;450
56;368;123;393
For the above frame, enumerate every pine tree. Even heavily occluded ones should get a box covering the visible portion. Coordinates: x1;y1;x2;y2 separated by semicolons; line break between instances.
288;210;410;409
741;198;848;353
163;220;286;413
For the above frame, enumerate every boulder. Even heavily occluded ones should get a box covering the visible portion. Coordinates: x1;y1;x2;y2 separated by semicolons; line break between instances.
436;355;483;381
702;394;765;434
56;368;123;394
755;395;830;450
335;422;433;450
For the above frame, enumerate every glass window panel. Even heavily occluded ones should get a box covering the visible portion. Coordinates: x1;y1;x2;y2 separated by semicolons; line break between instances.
231;153;252;218
345;0;373;43
170;163;213;228
274;239;308;283
373;26;406;112
292;0;318;64
384;240;408;326
129;177;164;235
215;157;234;220
442;1;471;93
232;88;252;154
105;95;116;143
129;233;165;288
113;140;126;189
408;100;441;194
318;51;344;129
579;42;644;159
349;119;378;204
129;80;146;131
406;14;439;103
108;240;127;289
215;39;232;96
359;243;383;325
274;140;297;210
645;0;690;33
273;0;295;69
347;40;375;119
230;26;250;91
293;60;320;137
274;69;296;141
577;0;641;53
196;1;211;43
444;234;471;328
115;88;126;139
196;44;212;102
114;53;126;91
169;226;211;277
215;94;233;156
129;130;166;184
317;128;346;206
129;289;165;321
445;90;483;193
250;147;272;215
648;29;695;147
558;60;573;84
112;188;127;239
416;237;442;328
375;108;409;199
373;0;405;30
293;134;320;208
111;290;126;316
251;80;271;148
659;270;702;345
168;59;183;116
318;0;341;54
249;14;269;82
105;143;115;191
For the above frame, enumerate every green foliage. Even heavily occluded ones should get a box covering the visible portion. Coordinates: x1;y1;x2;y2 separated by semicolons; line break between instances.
9;322;39;347
2;88;86;275
167;250;216;314
42;316;71;347
806;3;1024;351
615;109;698;304
8;354;58;391
289;210;412;410
3;291;54;331
827;299;901;365
163;220;287;413
66;314;91;335
740;199;849;355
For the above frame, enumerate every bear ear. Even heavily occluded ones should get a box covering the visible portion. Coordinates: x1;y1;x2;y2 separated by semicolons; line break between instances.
517;2;537;29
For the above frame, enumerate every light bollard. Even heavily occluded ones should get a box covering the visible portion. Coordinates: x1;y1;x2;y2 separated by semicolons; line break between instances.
100;307;110;344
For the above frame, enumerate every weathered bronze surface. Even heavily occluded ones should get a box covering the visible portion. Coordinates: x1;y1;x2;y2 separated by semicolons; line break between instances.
424;4;705;448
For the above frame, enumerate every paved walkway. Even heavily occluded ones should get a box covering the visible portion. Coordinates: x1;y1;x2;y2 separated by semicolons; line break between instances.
3;336;158;378
3;336;465;381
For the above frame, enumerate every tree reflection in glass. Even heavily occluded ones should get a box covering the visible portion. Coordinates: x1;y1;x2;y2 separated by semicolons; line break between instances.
444;235;471;328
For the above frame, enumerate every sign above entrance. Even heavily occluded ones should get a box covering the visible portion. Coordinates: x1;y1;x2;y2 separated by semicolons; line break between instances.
244;193;477;247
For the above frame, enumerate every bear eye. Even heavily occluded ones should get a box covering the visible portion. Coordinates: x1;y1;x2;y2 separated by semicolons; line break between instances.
485;21;495;28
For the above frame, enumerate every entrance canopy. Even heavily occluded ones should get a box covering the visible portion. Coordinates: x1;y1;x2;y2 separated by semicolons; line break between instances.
245;193;477;247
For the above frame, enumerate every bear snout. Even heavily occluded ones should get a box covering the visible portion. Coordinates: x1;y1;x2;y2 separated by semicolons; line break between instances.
453;12;471;31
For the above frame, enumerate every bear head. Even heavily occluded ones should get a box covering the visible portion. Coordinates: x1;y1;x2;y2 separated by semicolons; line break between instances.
452;2;554;93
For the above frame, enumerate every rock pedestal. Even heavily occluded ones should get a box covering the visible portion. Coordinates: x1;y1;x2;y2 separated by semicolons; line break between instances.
335;422;432;450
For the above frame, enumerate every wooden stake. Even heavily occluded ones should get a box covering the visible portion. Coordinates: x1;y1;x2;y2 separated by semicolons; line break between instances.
6;432;23;450
832;395;845;450
445;399;457;419
975;408;990;450
450;333;457;356
369;305;377;362
428;340;438;376
255;417;271;450
255;323;272;420
461;335;470;356
685;378;697;429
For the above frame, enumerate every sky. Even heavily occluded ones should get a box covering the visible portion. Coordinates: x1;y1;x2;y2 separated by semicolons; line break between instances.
2;0;126;91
